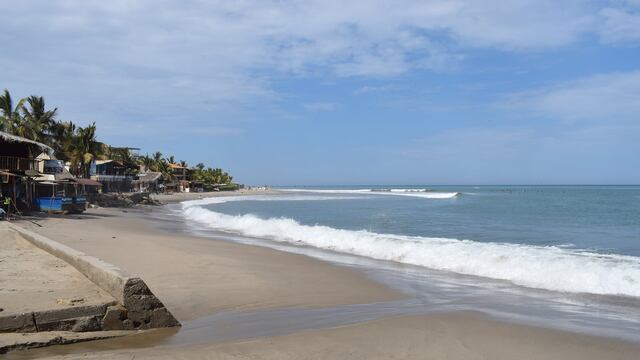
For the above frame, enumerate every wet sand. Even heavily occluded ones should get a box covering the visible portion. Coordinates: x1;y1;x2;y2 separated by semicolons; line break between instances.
11;312;640;360
9;192;640;359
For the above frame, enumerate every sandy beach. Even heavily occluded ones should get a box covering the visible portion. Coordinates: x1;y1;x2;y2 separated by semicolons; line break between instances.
6;191;640;359
4;1;639;357
13;191;401;322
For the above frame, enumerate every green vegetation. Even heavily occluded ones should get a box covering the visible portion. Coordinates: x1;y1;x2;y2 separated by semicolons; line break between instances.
0;89;235;188
191;163;234;187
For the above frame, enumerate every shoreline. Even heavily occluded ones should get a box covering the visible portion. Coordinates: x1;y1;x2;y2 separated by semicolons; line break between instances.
149;188;282;205
6;192;640;359
13;191;402;322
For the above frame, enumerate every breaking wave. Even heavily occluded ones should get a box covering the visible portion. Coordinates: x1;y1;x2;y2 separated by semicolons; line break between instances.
182;198;640;298
282;188;459;199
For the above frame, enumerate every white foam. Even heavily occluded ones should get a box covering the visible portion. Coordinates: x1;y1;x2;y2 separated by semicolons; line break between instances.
181;194;360;208
282;188;459;199
379;191;459;199
182;199;640;297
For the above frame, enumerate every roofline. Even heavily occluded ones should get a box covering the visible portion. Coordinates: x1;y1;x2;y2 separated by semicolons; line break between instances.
0;131;54;155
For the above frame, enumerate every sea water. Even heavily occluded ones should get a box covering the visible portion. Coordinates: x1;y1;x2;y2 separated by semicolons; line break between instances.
175;186;640;341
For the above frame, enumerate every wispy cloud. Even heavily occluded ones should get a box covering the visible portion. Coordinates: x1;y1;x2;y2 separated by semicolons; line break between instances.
0;1;627;86
502;70;640;122
599;1;640;44
0;1;638;147
1;2;634;98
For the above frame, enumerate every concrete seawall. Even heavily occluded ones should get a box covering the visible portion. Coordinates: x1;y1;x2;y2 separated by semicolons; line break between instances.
4;223;180;332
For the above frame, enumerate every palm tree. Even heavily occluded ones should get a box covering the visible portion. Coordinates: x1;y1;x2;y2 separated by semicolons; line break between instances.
149;151;172;179
139;154;155;172
152;151;163;166
18;96;57;142
49;121;77;161
65;123;102;177
1;91;58;144
0;89;25;133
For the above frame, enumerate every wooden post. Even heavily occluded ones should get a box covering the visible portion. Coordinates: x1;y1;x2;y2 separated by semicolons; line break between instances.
12;176;16;214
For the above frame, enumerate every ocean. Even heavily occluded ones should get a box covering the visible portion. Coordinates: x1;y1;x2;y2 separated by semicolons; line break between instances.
172;186;640;341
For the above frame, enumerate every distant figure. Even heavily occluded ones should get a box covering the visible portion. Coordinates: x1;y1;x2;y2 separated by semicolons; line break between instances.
1;195;10;220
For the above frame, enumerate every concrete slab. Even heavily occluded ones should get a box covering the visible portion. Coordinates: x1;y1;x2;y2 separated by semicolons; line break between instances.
0;330;134;354
7;223;179;330
0;225;116;332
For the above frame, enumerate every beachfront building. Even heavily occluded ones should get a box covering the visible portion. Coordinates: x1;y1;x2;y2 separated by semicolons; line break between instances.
168;163;192;192
132;171;163;193
169;163;191;181
32;152;101;213
90;159;137;193
0;131;53;212
31;177;96;213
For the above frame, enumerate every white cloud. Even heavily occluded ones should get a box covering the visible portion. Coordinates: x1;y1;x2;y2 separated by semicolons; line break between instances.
1;2;632;99
0;0;638;142
599;3;640;44
0;1;615;81
503;70;640;122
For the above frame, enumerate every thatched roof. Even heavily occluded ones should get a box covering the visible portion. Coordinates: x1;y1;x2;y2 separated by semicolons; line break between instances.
132;171;162;184
168;163;186;169
0;131;54;155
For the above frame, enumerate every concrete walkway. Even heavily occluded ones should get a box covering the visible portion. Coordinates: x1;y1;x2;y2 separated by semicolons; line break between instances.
0;224;116;318
0;330;134;354
0;223;135;353
1;222;179;354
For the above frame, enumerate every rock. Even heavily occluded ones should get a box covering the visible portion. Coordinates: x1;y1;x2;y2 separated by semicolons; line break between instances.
71;316;102;332
150;308;180;328
87;192;159;208
120;319;135;330
120;278;179;329
102;306;127;331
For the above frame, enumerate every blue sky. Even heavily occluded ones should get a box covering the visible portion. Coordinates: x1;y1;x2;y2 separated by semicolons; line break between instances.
1;1;639;185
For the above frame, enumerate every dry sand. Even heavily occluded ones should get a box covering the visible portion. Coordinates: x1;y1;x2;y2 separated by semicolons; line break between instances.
0;225;115;315
14;201;401;321
8;192;640;359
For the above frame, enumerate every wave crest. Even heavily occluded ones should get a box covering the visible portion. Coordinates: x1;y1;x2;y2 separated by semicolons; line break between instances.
182;203;640;297
282;188;459;199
